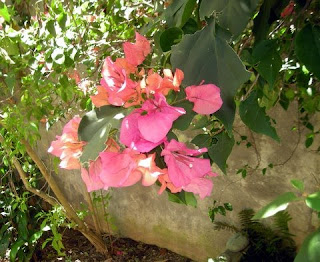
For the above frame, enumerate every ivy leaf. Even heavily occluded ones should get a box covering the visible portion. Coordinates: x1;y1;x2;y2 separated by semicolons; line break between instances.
252;40;282;87
199;0;260;37
78;106;127;163
253;192;298;219
239;91;280;142
171;20;250;133
208;132;234;174
295;24;320;80
294;228;320;262
305;191;320;212
164;0;197;28
160;27;184;52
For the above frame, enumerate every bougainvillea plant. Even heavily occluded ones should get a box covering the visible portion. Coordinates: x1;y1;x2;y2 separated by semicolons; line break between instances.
49;33;223;203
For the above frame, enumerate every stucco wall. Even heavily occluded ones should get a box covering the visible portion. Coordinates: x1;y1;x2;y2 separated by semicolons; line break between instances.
37;103;320;261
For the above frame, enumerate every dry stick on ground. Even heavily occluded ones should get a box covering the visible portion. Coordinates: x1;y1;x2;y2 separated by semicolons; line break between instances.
0;132;108;255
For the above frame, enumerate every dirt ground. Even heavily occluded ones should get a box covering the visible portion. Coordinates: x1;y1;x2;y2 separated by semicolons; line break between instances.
35;229;193;262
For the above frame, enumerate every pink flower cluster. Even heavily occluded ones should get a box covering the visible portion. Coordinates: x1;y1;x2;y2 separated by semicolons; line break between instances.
49;33;223;200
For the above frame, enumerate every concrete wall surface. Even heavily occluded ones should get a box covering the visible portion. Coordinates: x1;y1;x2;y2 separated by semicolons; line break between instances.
36;103;320;261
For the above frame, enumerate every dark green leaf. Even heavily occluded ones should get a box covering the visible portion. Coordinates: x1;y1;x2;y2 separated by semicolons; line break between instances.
160;27;184;52
0;232;10;257
305;134;314;148
294;228;320;262
217;206;226;216
295;24;320;80
208;132;234;174
252;40;282;87
239;91;279;141
164;0;197;28
305;191;320;212
78;106;128;163
182;18;199;35
172;100;196;130
191;134;212;148
10;239;25;262
171;20;250;133
290;179;304;192
17;211;29;241
199;0;260;37
167;131;178;142
253;192;298;219
224;202;233;211
167;191;185;204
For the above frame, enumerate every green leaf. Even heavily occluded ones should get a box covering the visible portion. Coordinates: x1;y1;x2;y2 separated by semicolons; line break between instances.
167;191;197;207
305;191;320;212
239;91;279;141
57;12;67;30
305;134;314;148
199;0;260;37
46;20;57;36
160;27;184;52
0;2;11;22
171;20;250;133
290;179;305;192
252;40;282;87
17;211;29;241
253;192;298;219
295;24;320;80
184;191;197;207
294;228;320;262
78;106;127;163
164;0;197;28
10;239;25;262
208;132;234;174
51;48;65;64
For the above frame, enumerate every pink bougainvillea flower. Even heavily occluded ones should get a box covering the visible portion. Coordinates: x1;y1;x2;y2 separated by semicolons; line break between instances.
144;68;184;96
81;138;120;192
185;83;223;115
161;139;212;188
100;57;137;106
183;176;216;199
123;32;151;66
158;173;182;195
120;93;186;152
48;116;86;170
81;158;106;192
99;148;142;188
90;85;110;107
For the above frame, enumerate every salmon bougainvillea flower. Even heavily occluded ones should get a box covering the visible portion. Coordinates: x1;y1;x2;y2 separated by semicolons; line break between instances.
123;32;151;66
143;68;184;95
161;139;214;188
48;116;85;170
120;93;186;152
185;83;223;115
